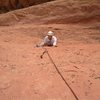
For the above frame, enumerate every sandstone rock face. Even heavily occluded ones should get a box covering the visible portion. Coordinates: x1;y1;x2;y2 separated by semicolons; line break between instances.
0;0;100;26
0;0;53;13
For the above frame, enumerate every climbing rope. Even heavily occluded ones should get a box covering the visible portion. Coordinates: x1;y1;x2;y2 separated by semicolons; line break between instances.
40;47;79;100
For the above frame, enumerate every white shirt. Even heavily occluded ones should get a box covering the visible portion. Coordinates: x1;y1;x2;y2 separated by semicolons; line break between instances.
44;36;57;46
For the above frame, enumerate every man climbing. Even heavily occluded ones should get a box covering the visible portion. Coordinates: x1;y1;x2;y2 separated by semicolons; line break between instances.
37;31;57;47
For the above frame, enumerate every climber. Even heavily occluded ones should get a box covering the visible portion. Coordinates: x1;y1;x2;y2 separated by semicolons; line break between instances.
36;31;57;47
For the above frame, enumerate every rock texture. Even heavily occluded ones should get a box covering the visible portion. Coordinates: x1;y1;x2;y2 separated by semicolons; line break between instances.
0;21;100;100
0;0;100;100
0;0;54;13
0;0;100;26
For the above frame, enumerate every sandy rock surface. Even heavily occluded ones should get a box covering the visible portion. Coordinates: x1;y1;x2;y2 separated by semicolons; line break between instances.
0;0;100;100
0;24;100;100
